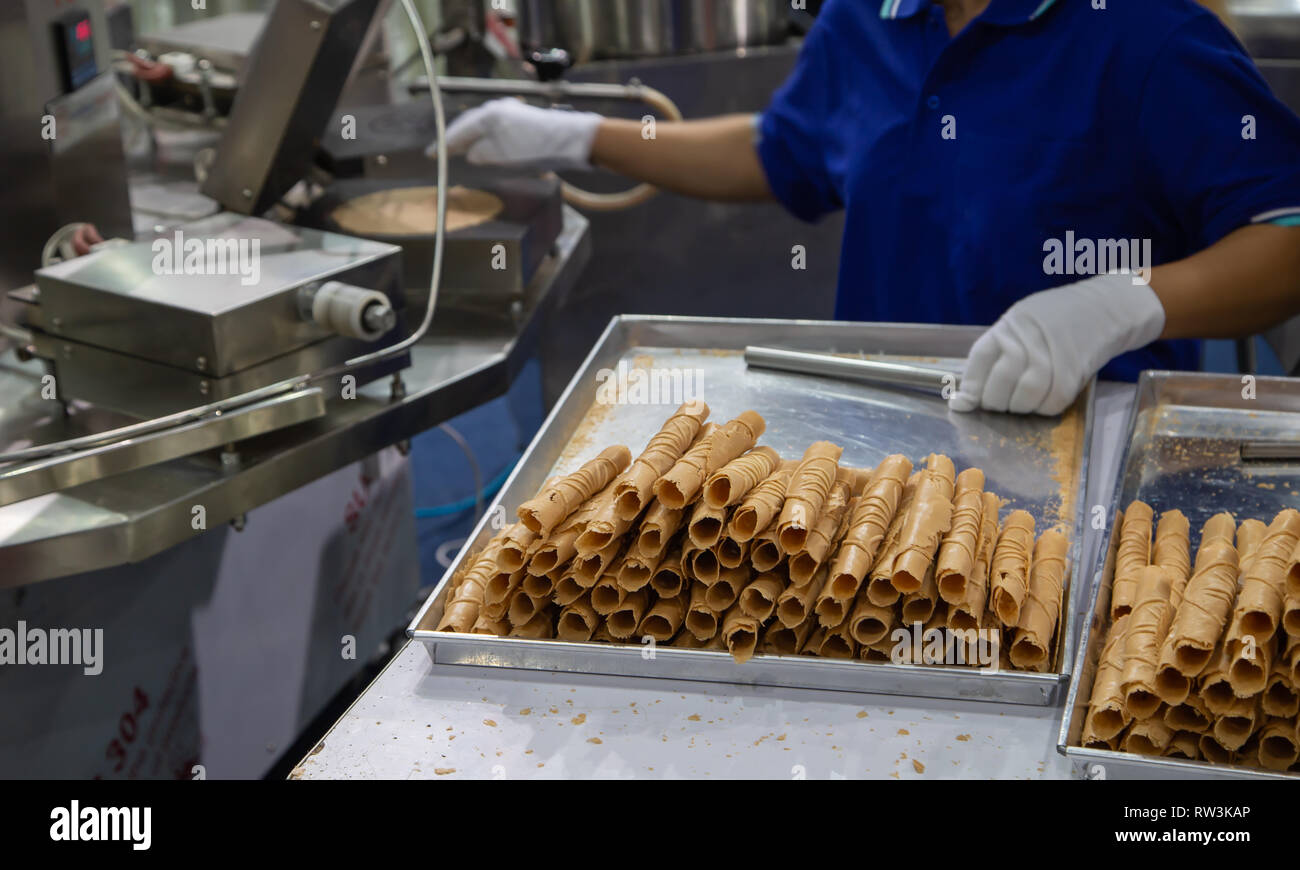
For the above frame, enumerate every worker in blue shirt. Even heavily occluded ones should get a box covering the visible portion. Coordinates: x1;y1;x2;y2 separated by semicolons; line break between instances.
444;0;1300;415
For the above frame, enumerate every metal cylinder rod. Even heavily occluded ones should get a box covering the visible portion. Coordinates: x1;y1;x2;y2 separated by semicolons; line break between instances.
743;345;960;396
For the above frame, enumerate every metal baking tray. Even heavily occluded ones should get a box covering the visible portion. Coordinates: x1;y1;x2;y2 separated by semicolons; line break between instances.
1059;371;1300;778
410;315;1095;705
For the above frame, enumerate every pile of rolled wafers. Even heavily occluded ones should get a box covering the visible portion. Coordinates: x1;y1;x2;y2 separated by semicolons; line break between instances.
1082;502;1300;771
437;402;1070;671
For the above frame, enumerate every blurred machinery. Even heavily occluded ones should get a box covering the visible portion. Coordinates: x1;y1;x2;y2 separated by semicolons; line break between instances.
0;0;594;585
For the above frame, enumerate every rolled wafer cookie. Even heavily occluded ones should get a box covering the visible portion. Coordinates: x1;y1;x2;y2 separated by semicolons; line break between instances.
901;565;939;626
590;567;626;616
690;546;721;585
777;441;843;554
936;467;986;604
814;619;857;659
891;453;956;594
729;461;796;542
1258;717;1300;770
1156;512;1237;683
638;590;690;641
687;499;729;549
722;603;764;663
1122;565;1175;719
948;491;1001;632
573;536;623;588
685;582;721;640
471;613;511;637
556;593;600;641
1262;657;1299;718
1227;625;1275;697
1287;537;1300;597
866;472;921;606
552;571;588;607
438;538;506;632
1009;528;1070;670
739;572;787;621
498;522;541;572
776;567;825;627
1111;500;1154;620
509;608;555;639
1163;730;1200;760
483;567;525;613
575;490;637;556
1084;614;1131;741
1152;509;1192;613
826;454;912;602
650;543;688;598
763;617;816;656
704;446;782;508
517;445;631;536
990;510;1036;628
750;523;785;573
1231;508;1300;643
635;501;685;559
1211;694;1259;751
656;411;766;509
614;400;710;520
1121;718;1174;756
1163;693;1212;734
1199;637;1244;717
847;589;896;646
716;535;750;569
607;588;652;639
706;565;751;611
1198;732;1237;765
617;543;663;592
789;480;852;585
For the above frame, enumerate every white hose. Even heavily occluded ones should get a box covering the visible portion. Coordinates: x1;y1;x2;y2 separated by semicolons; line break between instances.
0;0;448;466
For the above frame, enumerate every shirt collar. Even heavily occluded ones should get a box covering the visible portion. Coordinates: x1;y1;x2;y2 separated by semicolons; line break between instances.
879;0;1060;25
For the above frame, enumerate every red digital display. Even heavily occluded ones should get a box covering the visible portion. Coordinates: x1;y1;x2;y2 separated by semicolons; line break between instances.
75;20;91;42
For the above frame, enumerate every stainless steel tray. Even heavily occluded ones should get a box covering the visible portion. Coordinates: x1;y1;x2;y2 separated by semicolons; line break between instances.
1058;371;1300;778
410;315;1095;706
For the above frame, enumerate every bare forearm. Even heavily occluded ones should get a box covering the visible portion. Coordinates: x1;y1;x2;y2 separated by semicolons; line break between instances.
589;113;773;202
1150;224;1300;339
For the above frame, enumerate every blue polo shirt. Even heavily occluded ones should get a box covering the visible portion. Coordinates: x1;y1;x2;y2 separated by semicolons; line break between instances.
757;0;1300;380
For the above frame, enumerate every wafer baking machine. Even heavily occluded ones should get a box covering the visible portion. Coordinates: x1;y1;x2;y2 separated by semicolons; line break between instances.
0;0;593;585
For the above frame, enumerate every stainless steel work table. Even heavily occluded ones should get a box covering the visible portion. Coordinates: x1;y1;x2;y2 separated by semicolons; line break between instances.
293;383;1137;779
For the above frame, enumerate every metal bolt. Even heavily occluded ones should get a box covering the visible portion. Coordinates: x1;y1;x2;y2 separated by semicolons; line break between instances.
230;513;247;532
196;355;208;371
376;154;388;166
61;344;72;359
198;380;210;395
51;316;62;330
242;188;253;199
220;443;240;471
309;19;321;29
390;372;406;401
396;439;411;457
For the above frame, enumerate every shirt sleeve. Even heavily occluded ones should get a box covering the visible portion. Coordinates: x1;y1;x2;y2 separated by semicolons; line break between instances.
755;2;848;223
1138;11;1300;248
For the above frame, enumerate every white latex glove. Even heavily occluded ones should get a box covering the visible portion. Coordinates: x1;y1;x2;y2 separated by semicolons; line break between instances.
432;98;602;171
949;274;1166;416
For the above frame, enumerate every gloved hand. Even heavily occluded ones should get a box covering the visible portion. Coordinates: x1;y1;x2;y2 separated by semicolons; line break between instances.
949;274;1166;416
433;98;603;171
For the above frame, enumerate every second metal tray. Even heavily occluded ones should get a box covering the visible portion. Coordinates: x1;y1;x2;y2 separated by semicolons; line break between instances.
1059;371;1300;778
410;315;1095;706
